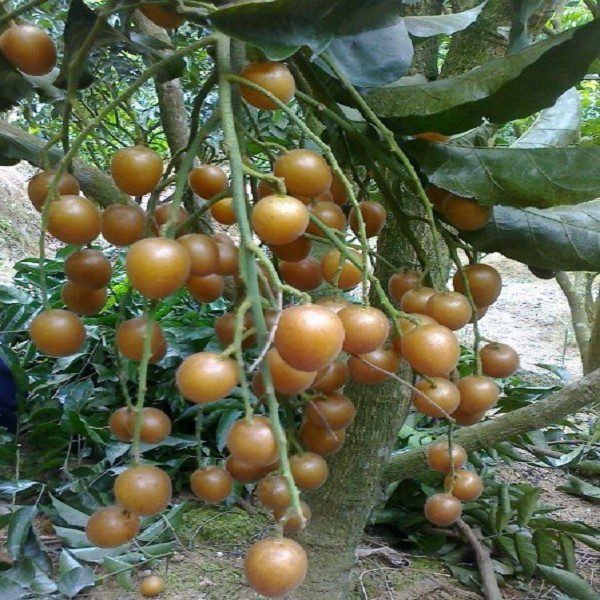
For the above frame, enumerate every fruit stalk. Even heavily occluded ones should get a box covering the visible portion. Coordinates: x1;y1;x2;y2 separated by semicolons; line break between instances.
234;298;254;418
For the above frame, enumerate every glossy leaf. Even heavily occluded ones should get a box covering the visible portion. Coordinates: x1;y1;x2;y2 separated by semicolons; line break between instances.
404;2;486;37
512;88;581;148
408;141;600;207
363;19;600;135
462;201;600;271
57;550;94;598
538;565;598;600
7;506;36;560
210;0;405;60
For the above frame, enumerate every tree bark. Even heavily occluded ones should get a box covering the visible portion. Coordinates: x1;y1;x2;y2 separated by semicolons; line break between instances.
383;368;600;484
585;293;600;373
0;119;127;207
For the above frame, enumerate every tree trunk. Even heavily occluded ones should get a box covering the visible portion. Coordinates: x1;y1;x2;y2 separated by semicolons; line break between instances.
585;292;600;373
383;368;600;484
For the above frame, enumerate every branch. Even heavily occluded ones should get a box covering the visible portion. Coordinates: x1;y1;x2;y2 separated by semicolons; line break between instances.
383;369;600;484
455;519;503;600
0;120;127;207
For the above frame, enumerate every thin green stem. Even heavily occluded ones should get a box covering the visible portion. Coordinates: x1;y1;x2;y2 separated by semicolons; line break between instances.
234;298;254;418
195;407;204;469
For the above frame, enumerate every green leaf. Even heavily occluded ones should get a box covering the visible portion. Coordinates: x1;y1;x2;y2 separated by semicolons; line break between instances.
512;88;581;148
7;507;36;560
538;565;598;600
51;496;90;528
560;534;576;573
496;535;518;560
495;483;512;533
571;533;600;552
532;530;558;567
210;0;404;60
57;550;95;598
471;199;600;271
363;19;600;135
216;409;243;453
516;488;540;527
103;556;133;591
558;476;600;503
0;55;34;113
408;142;600;207
404;2;486;37
529;519;600;537
53;526;90;548
514;531;537;575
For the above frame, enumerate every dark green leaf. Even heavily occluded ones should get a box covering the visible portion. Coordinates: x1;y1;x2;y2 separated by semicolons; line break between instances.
363;19;600;135
7;507;36;560
0;577;25;598
532;530;558;567
0;55;34;113
210;0;404;60
57;550;95;598
103;556;133;591
560;534;576;572
496;535;518;560
515;531;537;575
216;409;243;453
516;488;540;527
53;526;90;548
538;565;598;600
529;519;600;537
571;533;600;552
50;497;90;529
496;483;512;533
558;476;600;503
404;2;485;37
512;88;581;148
408;141;600;207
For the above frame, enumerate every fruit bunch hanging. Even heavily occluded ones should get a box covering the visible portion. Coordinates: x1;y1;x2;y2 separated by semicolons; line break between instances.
15;12;521;597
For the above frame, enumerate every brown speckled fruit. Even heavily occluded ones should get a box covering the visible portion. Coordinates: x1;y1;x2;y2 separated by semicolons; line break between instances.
116;318;166;363
86;505;139;548
109;407;133;442
111;146;163;197
153;203;188;235
252;195;309;246
392;314;437;352
125;407;171;444
306;201;346;237
244;537;307;598
401;287;435;314
453;263;502;308
413;377;460;418
312;359;348;393
227;416;278;467
321;249;363;290
275;304;345;372
349;201;387;238
187;273;225;303
28;170;80;211
190;466;233;503
442;195;491;232
225;456;267;484
101;204;146;246
425;185;450;212
388;270;422;303
65;249;111;290
47;195;101;245
126;238;191;299
188;165;228;199
279;256;323;291
289;452;328;490
424;493;462;527
426;291;472;331
240;61;295;110
298;420;346;455
61;282;107;316
456;375;500;414
270;236;312;262
426;441;467;473
210;197;236;225
177;233;219;276
400;324;460;377
140;3;184;28
258;348;317;396
330;172;348;206
306;393;356;430
273;501;311;534
114;465;172;516
274;149;332;198
452;406;486;426
29;309;85;357
139;575;165;598
214;242;238;276
338;305;389;355
444;469;484;501
0;23;56;75
256;473;291;509
480;342;519;378
348;346;401;385
176;352;238;404
215;312;255;349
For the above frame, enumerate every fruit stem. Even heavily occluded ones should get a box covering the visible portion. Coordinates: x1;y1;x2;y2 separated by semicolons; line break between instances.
164;110;221;238
195;407;204;468
447;422;457;487
115;287;134;410
175;190;229;236
233;298;254;419
130;301;156;464
242;164;287;196
217;34;303;523
320;53;446;289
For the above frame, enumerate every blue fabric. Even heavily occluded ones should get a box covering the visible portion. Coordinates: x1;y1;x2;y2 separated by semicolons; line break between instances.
0;356;17;433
